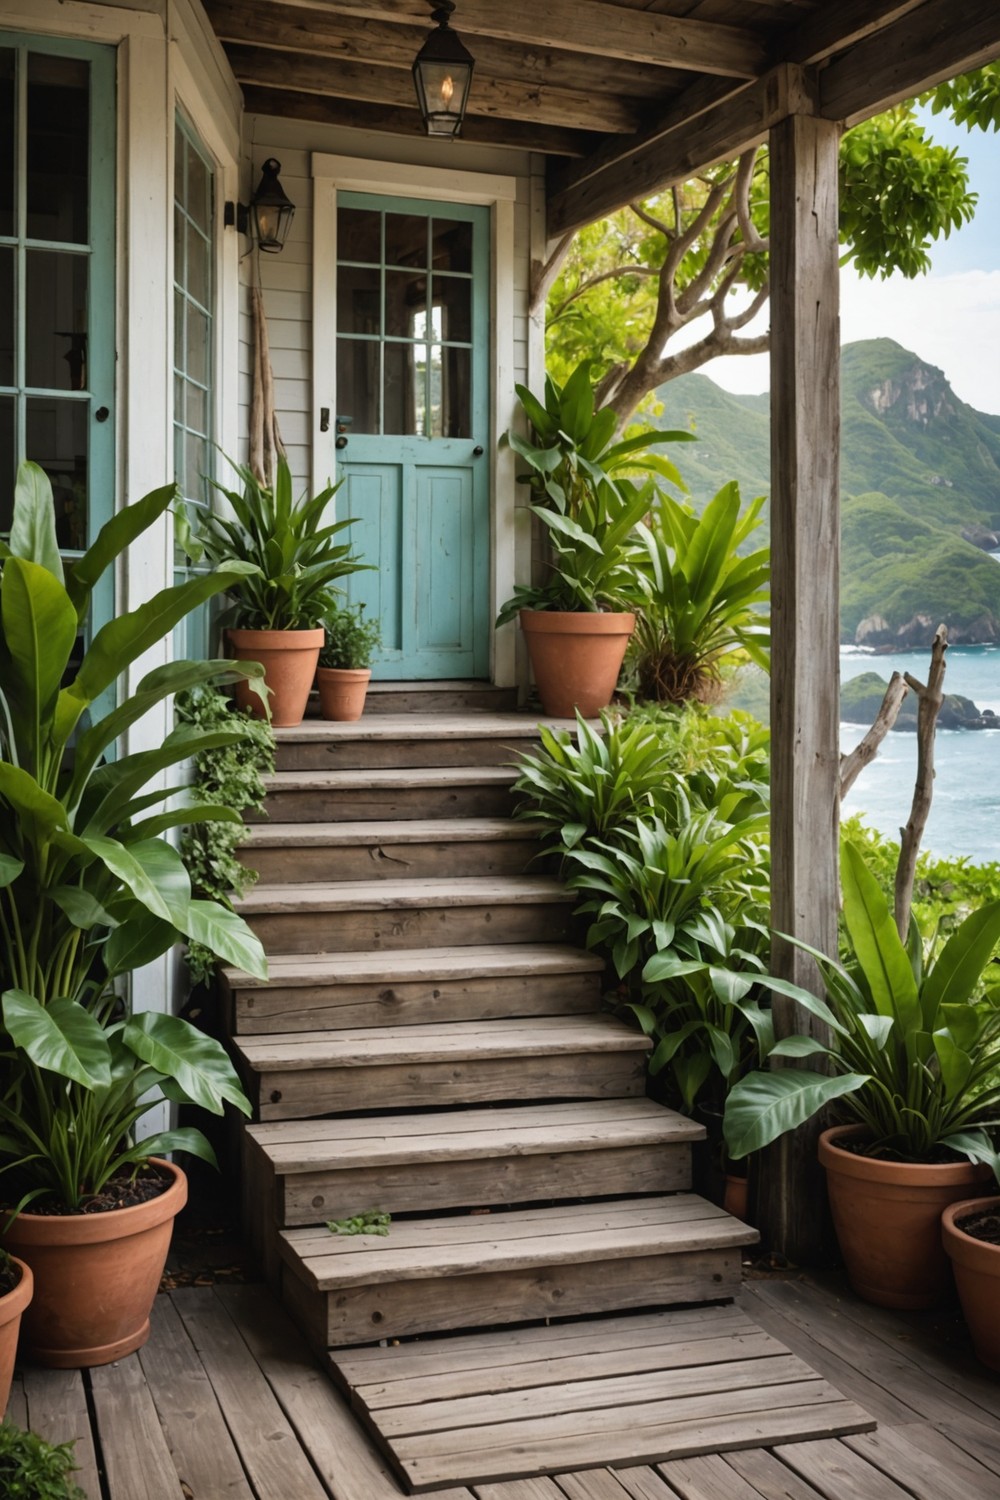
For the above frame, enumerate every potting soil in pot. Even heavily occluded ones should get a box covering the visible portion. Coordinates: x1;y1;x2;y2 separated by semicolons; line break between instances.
955;1206;1000;1245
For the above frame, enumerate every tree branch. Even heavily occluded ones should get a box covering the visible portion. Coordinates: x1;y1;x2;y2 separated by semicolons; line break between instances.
895;626;948;939
529;232;574;317
839;672;909;799
630;200;673;239
734;146;768;254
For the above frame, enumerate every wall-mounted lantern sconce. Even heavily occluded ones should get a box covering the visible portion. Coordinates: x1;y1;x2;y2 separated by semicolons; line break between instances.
412;2;475;139
224;159;296;253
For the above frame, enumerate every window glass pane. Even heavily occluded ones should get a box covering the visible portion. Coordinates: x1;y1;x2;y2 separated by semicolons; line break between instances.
185;428;209;503
27;54;89;244
184;378;208;439
385;271;426;339
25;396;88;549
430;345;470;438
0;51;14;239
385;212;427;269
174;203;185;287
432;217;472;273
337;265;381;336
0;248;13;386
25;251;89;390
0;395;13;532
337;338;378;434
337;206;380;264
185;304;210;387
384;341;424;436
434;275;471;343
186;219;210;309
185;138;211;235
173;118;215;503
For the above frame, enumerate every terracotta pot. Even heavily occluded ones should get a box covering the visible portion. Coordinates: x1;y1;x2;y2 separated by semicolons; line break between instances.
723;1173;749;1223
228;627;324;728
1;1160;187;1369
317;666;372;722
520;610;635;719
819;1124;992;1309
0;1257;32;1416
942;1195;1000;1371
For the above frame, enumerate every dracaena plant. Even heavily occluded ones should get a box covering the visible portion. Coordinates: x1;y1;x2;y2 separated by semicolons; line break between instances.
495;361;695;623
176;454;369;630
0;461;269;1211
723;840;1000;1179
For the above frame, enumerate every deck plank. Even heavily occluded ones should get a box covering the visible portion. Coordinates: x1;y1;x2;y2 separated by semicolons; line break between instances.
717;1448;833;1498
89;1356;186;1500
653;1452;778;1499
139;1296;255;1500
19;1367;102;1500
843;1423;1000;1500
775;1436;923;1499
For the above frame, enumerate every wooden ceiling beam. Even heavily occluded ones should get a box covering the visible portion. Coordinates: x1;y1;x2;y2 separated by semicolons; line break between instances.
205;0;685;101
547;65;813;237
240;83;590;156
819;0;1000;124
244;0;769;78
785;0;928;65
226;43;640;131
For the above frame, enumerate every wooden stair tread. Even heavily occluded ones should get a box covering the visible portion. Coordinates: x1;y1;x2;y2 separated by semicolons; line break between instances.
274;713;580;744
240;818;541;849
262;766;518;792
235;876;574;914
282;1196;758;1289
236;1014;651;1070
223;942;602;989
247;1098;702;1170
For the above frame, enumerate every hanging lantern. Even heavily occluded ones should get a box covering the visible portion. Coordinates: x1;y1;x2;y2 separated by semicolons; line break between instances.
412;2;475;139
250;159;295;254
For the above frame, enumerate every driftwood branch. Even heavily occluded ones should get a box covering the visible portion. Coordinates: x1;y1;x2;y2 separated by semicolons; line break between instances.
895;625;948;938
839;672;909;799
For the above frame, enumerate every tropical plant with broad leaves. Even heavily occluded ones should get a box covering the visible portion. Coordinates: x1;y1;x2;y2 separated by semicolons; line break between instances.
0;461;268;1211
629;482;770;704
723;840;1000;1181
177;454;370;630
495;361;695;622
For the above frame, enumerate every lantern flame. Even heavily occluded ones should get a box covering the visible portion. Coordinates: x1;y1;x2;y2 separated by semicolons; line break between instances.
440;73;455;104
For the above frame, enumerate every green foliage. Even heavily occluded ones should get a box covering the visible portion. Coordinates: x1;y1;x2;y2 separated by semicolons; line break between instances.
0;1423;86;1500
319;602;382;670
177;686;276;988
629;482;770;703
723;841;1000;1177
925;67;1000;134
178;455;370;630
496;362;694;621
0;462;264;1211
326;1208;391;1237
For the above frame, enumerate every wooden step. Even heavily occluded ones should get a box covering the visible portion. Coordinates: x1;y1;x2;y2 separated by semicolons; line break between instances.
234;1014;651;1120
237;818;543;884
235;876;577;955
250;766;519;823
222;943;605;1034
244;1099;702;1227
272;713;568;771
280;1196;759;1349
356;681;518;716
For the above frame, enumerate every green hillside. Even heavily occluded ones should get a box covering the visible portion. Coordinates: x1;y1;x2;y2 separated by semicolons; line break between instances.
652;339;1000;643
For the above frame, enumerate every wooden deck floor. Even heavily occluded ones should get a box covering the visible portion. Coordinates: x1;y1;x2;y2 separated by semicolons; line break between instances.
9;1272;1000;1500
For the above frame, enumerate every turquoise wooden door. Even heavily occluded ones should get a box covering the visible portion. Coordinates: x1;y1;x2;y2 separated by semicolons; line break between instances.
334;194;490;680
0;34;116;636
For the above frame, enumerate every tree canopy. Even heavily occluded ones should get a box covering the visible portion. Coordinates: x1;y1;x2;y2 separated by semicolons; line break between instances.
541;67;1000;426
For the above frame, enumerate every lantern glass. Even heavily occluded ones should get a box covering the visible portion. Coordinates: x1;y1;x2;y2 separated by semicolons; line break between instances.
412;13;474;138
250;159;295;253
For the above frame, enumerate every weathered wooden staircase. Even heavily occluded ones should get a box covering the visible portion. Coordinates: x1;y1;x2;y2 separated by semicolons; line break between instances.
222;685;757;1354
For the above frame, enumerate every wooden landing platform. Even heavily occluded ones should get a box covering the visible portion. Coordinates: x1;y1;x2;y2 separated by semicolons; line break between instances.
9;1275;1000;1500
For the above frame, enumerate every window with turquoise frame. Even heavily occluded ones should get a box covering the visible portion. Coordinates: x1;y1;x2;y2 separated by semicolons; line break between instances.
172;113;216;664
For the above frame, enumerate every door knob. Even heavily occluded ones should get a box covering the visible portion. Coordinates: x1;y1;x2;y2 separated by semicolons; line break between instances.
472;445;484;456
335;435;348;449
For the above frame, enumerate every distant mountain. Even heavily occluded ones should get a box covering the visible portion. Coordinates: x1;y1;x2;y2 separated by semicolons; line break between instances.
652;339;1000;645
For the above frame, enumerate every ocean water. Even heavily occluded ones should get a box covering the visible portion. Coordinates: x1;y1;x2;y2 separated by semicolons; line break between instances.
840;645;1000;866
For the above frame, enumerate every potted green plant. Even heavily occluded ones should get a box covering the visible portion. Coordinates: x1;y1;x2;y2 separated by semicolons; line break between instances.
317;602;382;722
723;840;1000;1308
0;1252;31;1417
0;462;268;1367
496;362;694;718
178;455;369;727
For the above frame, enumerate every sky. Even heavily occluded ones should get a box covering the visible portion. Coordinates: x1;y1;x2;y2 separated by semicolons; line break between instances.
698;108;1000;415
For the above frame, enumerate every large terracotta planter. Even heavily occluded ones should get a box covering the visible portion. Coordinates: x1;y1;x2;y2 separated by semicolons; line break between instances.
1;1160;187;1369
942;1196;1000;1371
228;627;324;728
520;610;635;718
318;666;372;722
0;1257;32;1415
819;1124;991;1309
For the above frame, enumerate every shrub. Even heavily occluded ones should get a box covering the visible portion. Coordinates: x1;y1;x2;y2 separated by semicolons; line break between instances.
0;1424;87;1500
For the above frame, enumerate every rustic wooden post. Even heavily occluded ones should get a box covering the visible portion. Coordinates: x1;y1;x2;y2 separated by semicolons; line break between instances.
757;109;842;1262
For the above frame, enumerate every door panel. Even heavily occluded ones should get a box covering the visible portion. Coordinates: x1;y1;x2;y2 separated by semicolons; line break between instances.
333;193;490;681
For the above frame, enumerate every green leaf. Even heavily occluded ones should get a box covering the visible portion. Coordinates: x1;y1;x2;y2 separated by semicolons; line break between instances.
841;841;919;1025
103;914;179;977
135;1126;220;1170
66;483;176;617
182;900;268;981
9;462;64;579
1;558;79;757
3;989;112;1088
921;901;1000;1016
78;835;181;924
0;853;24;889
723;1068;871;1159
124;1012;251;1116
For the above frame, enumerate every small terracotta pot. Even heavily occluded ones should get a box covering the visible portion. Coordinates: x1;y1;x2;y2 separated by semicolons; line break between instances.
317;666;372;722
228;627;324;728
819;1124;992;1309
1;1160;187;1368
942;1195;1000;1371
0;1257;32;1416
723;1173;749;1223
520;610;635;719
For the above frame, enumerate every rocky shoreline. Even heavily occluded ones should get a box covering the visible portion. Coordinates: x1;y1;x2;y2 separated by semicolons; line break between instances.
852;613;1000;650
842;671;1000;731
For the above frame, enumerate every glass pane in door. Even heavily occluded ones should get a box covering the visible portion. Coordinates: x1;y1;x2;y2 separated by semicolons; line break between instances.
26;53;89;243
